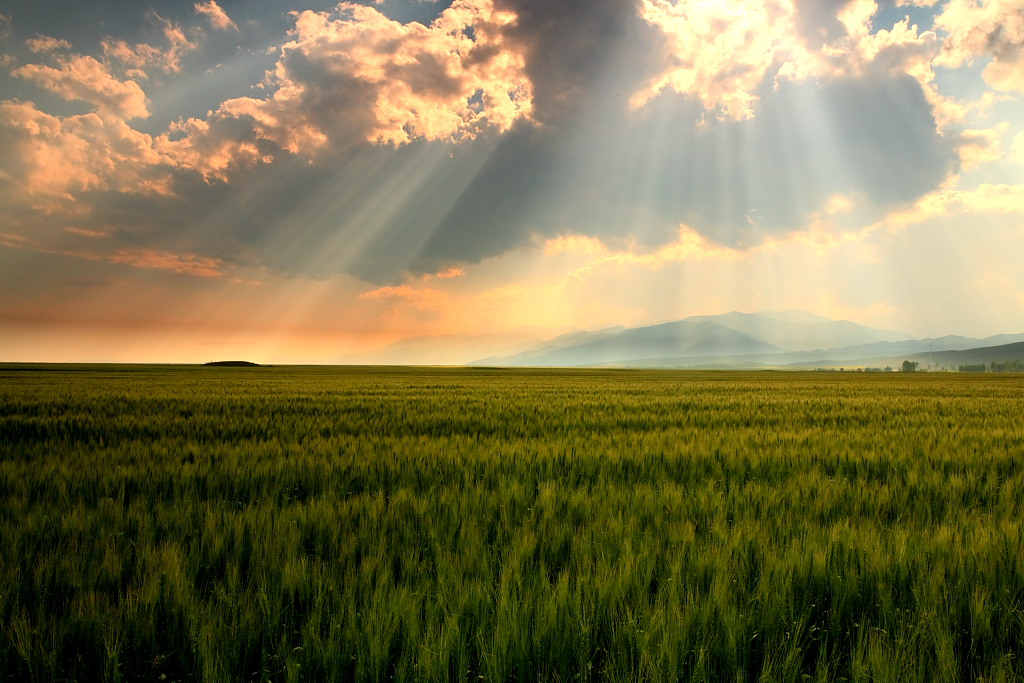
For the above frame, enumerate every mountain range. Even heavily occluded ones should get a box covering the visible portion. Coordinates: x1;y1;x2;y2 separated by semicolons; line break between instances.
465;311;1024;369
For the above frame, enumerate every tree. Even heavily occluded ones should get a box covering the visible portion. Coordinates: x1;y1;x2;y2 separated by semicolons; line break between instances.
902;360;919;373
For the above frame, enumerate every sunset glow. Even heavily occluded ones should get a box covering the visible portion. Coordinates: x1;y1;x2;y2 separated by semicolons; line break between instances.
1;0;1023;363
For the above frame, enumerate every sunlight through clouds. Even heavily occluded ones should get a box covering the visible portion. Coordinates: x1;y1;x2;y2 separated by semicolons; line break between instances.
0;0;1022;361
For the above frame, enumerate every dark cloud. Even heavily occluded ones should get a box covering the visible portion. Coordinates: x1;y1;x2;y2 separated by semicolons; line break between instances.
0;0;960;287
792;0;857;48
15;71;953;285
495;0;652;124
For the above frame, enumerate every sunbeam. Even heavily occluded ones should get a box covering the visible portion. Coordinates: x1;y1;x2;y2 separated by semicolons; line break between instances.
0;0;1020;362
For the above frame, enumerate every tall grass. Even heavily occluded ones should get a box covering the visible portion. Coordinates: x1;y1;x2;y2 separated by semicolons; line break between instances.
1;365;1023;681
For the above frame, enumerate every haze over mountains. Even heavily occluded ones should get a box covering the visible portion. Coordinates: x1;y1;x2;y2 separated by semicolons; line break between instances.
341;311;1024;369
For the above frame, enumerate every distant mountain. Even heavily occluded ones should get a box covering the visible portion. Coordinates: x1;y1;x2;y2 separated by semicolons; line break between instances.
899;341;1024;368
467;311;1024;369
335;328;578;366
472;326;625;366
685;311;913;351
469;311;914;367
786;335;1024;369
471;318;783;367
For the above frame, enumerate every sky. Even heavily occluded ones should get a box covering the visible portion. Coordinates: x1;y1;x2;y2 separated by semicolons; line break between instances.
1;0;1023;363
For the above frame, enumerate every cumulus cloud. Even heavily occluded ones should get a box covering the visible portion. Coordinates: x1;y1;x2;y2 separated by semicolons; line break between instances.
25;36;72;52
881;181;1024;231
0;0;1001;289
279;0;532;145
954;123;1009;170
101;13;197;77
13;53;150;119
633;0;803;119
161;0;533;180
491;0;650;124
935;0;1024;92
194;1;238;32
0;100;170;197
633;0;941;120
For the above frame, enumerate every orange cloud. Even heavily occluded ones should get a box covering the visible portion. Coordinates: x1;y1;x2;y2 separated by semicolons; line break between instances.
421;267;465;281
13;54;149;119
194;1;238;32
0;231;224;278
281;0;533;145
65;227;110;238
0;100;171;197
108;248;224;277
359;284;448;312
161;0;534;179
101;14;197;77
26;36;72;52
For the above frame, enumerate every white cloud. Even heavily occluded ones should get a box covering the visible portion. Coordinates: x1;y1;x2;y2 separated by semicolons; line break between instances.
955;123;1009;170
633;0;805;119
935;0;1024;93
634;0;940;121
1010;131;1024;163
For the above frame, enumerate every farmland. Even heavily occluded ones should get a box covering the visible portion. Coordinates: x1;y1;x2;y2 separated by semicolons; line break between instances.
1;365;1023;682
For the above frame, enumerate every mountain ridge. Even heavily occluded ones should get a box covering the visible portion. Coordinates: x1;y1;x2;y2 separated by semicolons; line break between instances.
467;311;1024;369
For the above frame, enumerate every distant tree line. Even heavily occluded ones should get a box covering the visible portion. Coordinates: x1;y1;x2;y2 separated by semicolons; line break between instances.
959;364;986;373
958;361;1023;373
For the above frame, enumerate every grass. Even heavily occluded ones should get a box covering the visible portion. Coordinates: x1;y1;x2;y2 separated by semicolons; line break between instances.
1;365;1023;681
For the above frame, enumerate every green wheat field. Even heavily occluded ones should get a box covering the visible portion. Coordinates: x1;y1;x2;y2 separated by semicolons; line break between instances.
2;364;1023;682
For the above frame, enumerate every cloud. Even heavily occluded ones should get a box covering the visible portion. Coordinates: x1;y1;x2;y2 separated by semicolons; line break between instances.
633;0;941;121
359;284;448;312
25;36;72;52
13;53;150;119
194;1;238;32
935;0;1024;92
0;0;995;291
158;98;327;181
422;267;465;280
954;123;1009;170
493;0;650;124
881;181;1024;230
101;12;197;77
0;230;224;278
108;247;224;277
0;100;170;197
1011;131;1024;163
633;0;804;119
558;224;744;276
162;0;533;179
279;0;533;145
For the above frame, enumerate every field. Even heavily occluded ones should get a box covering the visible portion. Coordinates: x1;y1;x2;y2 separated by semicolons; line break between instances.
1;365;1023;682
